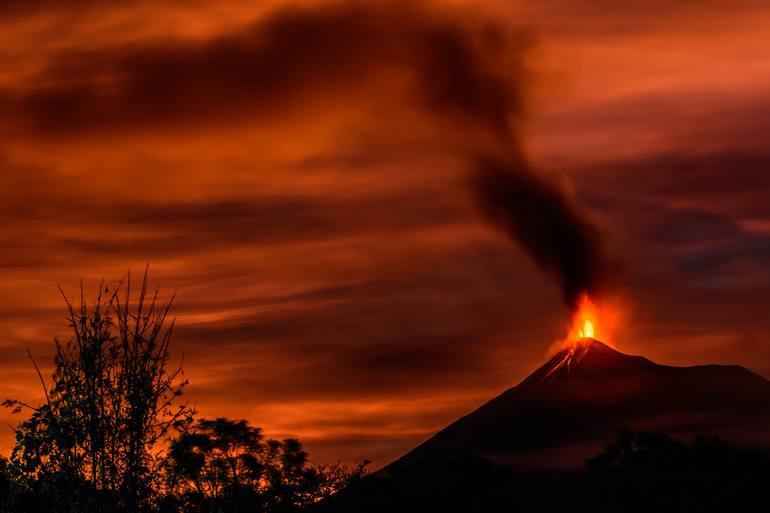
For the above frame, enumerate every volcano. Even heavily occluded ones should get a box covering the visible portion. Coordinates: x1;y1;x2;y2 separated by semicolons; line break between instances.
319;339;770;513
393;338;770;470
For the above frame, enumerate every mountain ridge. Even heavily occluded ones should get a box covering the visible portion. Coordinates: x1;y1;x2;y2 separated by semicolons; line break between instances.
390;338;770;470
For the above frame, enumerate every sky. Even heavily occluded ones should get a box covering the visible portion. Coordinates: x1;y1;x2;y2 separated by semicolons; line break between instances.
1;0;770;467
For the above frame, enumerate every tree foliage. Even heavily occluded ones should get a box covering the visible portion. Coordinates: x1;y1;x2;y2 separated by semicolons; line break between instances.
4;271;192;512
586;429;770;512
1;271;364;513
162;417;367;513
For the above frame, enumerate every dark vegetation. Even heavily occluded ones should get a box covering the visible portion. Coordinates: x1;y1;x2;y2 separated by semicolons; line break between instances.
317;430;770;513
0;272;364;513
585;429;770;512
1;271;768;512
313;453;520;513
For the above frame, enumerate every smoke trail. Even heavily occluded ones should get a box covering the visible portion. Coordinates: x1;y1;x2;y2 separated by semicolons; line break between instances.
4;1;609;304
472;154;607;306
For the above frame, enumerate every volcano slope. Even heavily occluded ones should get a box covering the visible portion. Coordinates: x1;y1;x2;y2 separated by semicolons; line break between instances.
396;338;770;470
317;339;770;512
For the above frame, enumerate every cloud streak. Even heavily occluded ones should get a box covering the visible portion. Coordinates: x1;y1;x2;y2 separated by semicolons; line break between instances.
1;0;609;306
1;2;521;136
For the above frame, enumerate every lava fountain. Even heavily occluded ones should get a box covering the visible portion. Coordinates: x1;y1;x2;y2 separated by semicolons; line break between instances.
564;293;620;346
579;319;594;339
544;294;620;376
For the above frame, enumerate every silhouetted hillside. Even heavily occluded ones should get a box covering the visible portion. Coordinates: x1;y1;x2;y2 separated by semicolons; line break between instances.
397;338;770;469
318;339;770;512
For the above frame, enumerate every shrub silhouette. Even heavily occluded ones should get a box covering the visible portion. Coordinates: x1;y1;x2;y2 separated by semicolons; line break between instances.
3;270;193;512
586;429;770;513
2;271;363;513
161;417;366;513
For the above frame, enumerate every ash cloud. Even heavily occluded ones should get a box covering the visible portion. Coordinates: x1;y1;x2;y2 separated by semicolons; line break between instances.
472;155;607;306
2;0;609;306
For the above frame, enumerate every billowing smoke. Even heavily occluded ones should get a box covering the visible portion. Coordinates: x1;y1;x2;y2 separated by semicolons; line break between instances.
4;1;608;305
472;154;607;306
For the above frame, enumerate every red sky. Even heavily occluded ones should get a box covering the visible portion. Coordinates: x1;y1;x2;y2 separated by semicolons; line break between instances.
1;0;770;467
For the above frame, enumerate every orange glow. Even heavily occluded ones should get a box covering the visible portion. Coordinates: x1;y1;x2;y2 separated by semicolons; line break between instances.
565;294;619;345
580;319;594;339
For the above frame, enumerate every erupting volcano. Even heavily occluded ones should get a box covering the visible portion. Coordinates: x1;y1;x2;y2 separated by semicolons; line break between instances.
389;317;770;471
541;293;620;380
324;300;770;512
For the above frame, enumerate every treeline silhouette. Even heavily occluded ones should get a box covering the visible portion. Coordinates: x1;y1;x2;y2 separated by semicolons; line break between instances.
317;430;770;513
585;429;770;512
0;272;365;513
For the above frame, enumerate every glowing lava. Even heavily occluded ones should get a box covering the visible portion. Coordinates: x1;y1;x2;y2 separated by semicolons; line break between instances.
546;293;621;372
568;294;596;341
567;293;612;343
548;293;621;358
580;320;594;339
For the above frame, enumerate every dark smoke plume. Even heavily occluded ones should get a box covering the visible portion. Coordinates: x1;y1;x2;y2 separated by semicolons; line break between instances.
472;155;607;306
2;1;608;305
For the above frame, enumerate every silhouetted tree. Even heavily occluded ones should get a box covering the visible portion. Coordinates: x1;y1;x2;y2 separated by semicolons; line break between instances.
163;417;367;513
4;270;193;512
586;429;770;513
1;271;364;513
0;457;10;511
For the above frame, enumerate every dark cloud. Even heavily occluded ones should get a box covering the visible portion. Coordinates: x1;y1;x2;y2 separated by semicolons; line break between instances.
534;0;760;19
1;1;524;136
187;335;487;403
649;209;770;287
116;194;461;243
570;151;770;287
0;0;113;16
604;151;770;219
528;0;770;36
0;0;611;308
6;190;463;264
572;150;770;232
171;241;550;401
